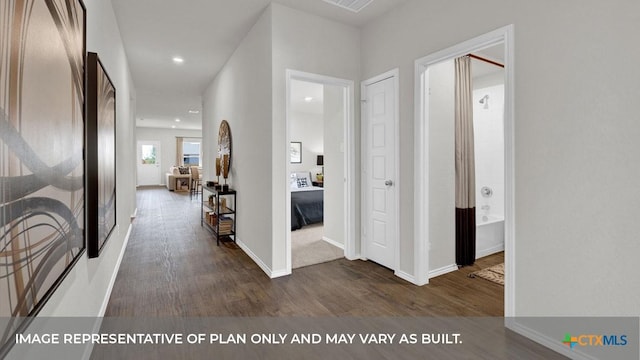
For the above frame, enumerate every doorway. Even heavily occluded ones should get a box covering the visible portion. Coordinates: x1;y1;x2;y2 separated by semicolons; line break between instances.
361;69;399;271
414;25;515;316
137;140;161;186
285;70;356;274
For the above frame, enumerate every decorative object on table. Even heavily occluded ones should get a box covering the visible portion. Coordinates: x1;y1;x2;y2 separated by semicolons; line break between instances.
316;155;324;181
206;180;215;187
215;157;221;184
222;154;230;191
217;119;231;191
217;119;232;172
87;52;117;259
0;0;86;356
290;141;302;163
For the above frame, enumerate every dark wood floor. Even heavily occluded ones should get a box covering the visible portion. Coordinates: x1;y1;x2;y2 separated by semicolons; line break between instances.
101;188;565;359
106;188;505;317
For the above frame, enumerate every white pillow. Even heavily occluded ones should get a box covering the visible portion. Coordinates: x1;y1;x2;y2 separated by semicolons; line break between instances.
297;177;309;188
294;172;312;188
290;173;299;189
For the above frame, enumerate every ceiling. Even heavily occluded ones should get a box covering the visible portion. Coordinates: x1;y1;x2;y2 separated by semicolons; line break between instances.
472;43;505;79
291;80;324;116
111;0;409;130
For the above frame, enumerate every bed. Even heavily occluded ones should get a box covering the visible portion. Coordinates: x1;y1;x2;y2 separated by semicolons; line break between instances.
291;172;324;231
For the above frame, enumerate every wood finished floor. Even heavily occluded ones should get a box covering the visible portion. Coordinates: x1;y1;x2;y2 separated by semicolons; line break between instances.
102;188;568;359
105;187;505;317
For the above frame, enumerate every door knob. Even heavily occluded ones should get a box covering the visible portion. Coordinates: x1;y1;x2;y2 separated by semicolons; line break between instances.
385;180;393;186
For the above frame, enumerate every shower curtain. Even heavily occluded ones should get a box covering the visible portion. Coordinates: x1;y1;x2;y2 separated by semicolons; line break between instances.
455;56;476;266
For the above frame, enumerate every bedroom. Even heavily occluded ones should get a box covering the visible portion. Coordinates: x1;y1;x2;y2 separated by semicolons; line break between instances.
289;78;346;269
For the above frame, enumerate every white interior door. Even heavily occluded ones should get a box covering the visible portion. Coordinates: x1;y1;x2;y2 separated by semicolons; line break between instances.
137;140;161;186
363;75;397;269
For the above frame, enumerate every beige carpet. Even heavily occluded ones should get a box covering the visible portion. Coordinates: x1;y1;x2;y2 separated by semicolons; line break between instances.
469;263;504;285
292;224;343;269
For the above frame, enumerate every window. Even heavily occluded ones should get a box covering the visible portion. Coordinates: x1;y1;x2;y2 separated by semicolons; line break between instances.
183;140;201;166
141;144;157;164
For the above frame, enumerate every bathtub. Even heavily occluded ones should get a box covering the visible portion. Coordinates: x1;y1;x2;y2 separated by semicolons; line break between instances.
476;214;504;259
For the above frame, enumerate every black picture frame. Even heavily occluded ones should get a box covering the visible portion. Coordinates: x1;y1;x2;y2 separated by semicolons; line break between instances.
290;142;302;163
0;0;87;357
86;52;117;258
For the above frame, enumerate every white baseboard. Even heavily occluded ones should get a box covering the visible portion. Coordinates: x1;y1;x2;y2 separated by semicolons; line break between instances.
395;270;416;284
345;253;360;261
270;269;290;278
81;317;104;360
98;223;133;317
507;319;595;360
428;264;458;279
476;244;504;259
236;237;290;279
83;222;132;360
322;236;345;250
130;208;138;220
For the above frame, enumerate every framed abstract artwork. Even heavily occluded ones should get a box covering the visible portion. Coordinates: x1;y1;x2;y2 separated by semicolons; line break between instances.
86;52;117;258
290;142;302;164
0;0;86;356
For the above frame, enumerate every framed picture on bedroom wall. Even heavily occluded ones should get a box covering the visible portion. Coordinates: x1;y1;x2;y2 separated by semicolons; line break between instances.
87;52;117;258
0;0;86;356
290;142;302;163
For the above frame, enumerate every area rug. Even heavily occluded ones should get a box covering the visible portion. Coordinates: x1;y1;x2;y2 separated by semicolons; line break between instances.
292;224;343;269
469;263;504;285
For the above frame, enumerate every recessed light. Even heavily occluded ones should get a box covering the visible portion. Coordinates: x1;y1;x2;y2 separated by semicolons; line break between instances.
172;56;184;64
304;97;313;102
171;125;176;129
188;110;200;114
175;118;181;122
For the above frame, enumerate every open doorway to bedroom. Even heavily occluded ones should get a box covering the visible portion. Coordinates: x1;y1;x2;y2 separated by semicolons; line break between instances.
285;70;355;272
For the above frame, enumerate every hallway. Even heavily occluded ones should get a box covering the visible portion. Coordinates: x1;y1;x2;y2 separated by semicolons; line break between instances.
106;187;505;317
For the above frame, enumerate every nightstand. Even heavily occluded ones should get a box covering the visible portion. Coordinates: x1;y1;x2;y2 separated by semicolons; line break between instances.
312;181;324;188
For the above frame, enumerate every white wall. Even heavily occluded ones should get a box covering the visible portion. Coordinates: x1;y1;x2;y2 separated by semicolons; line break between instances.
323;84;345;246
427;60;455;273
271;3;360;273
473;71;504;219
8;1;136;358
290;111;324;175
202;3;359;275
136;127;202;184
9;0;136;359
361;0;640;345
202;6;274;270
33;0;137;316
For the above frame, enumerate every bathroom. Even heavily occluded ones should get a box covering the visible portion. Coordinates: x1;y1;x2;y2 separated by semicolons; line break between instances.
471;54;505;259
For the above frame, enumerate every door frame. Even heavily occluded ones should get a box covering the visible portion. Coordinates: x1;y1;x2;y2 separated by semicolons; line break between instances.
414;25;515;316
284;70;356;274
361;69;401;275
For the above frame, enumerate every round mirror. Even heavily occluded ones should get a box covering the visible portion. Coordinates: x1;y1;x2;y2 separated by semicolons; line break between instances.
218;120;232;176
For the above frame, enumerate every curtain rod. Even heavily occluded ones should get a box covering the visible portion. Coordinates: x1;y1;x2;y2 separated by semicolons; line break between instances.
468;54;504;68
